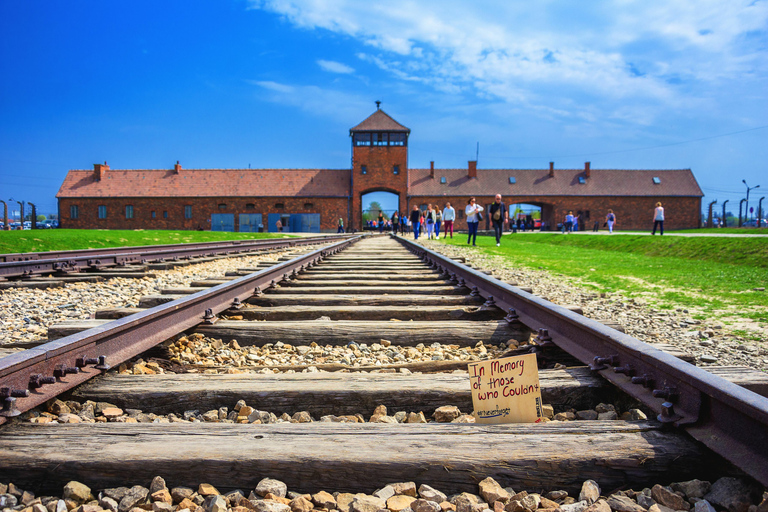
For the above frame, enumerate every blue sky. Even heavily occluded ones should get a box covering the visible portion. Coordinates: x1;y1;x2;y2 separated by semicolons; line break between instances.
1;0;767;218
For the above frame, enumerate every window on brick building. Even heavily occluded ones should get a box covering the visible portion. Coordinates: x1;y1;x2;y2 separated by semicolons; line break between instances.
440;177;447;184
361;165;367;175
353;133;371;146
508;177;516;184
98;205;107;219
163;211;168;218
151;211;156;219
184;205;192;219
653;177;661;184
304;203;313;209
274;202;284;209
125;205;134;219
373;133;387;146
393;165;400;175
218;203;227;210
578;177;586;184
70;205;79;219
389;133;406;146
246;203;255;210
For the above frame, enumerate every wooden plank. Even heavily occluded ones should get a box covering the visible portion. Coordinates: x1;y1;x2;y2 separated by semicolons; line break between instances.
293;273;444;281
247;294;483;306
267;285;465;295
228;305;506;321
72;368;619;416
192;319;531;346
0;422;720;496
95;307;147;319
303;268;438;275
138;294;188;307
281;279;449;287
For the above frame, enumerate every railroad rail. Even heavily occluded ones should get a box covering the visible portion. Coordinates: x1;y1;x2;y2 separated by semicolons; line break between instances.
0;234;766;496
0;233;352;280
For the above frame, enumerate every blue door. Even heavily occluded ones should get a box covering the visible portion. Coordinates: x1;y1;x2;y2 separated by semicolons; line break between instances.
268;214;291;232
211;213;235;232
239;213;263;232
289;213;321;233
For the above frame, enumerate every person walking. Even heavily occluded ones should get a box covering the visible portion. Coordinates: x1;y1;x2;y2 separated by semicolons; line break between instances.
410;205;422;240
425;204;436;239
564;211;574;234
465;197;484;246
442;202;456;238
400;212;407;234
391;211;400;234
652;202;664;235
488;194;508;246
434;207;442;238
337;218;345;233
377;212;385;233
276;219;283;232
605;210;616;234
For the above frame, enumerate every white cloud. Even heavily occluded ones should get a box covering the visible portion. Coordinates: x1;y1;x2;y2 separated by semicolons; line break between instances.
248;0;768;125
248;79;371;120
317;59;355;74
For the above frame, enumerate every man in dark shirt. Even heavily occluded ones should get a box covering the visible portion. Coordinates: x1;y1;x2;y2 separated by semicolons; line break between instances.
489;194;508;246
409;205;422;240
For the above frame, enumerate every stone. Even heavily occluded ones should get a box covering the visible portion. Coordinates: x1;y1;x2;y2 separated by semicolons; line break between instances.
171;489;196;504
255;480;288;499
541;405;555;420
596;411;618;420
32;504;48;512
539;498;560;509
757;493;768;512
580;481;600;505
554;412;575;421
419;486;448;504
440;502;456;512
391;484;418;498
649;505;678;512
21;491;37;506
595;403;615;413
149;477;167;495
652;486;689;511
375;487;397;502
118;486;149;512
153;503;174;512
704;478;763;512
693;501;716;512
63;483;92;504
606;496;646;512
412;500;442;512
637;495;655;509
264;494;291;505
434;405;461;422
388;497;417;512
628;409;647;421
335;493;356;512
198;485;220;497
49;399;71;415
55;499;68;512
545;492;568;502
291;411;312;423
560;502;589;512
575;410;598;421
250;501;291;512
99;497;119;512
671;481;711;501
479;478;510;505
0;495;18;508
177;498;198;512
101;407;124;418
350;495;387;512
206;495;227;512
311;492;335;510
289;497;313;512
150;490;172;505
405;412;427;423
584;500;611;512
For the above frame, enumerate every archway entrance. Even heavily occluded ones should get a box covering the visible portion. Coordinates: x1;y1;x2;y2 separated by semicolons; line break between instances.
508;203;543;231
361;191;400;231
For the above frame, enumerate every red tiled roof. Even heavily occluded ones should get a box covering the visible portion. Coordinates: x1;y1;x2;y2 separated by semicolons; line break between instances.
349;110;410;133
56;169;350;198
408;168;703;197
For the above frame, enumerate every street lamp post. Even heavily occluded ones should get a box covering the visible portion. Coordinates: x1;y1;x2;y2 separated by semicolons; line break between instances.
742;180;760;223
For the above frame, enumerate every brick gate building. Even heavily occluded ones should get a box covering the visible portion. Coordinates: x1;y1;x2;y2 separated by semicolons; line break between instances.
57;108;703;232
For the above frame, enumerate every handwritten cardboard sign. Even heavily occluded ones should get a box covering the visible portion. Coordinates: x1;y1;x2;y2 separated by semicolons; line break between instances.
468;353;543;424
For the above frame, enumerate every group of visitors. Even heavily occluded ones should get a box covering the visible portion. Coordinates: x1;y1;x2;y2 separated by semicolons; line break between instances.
404;202;456;240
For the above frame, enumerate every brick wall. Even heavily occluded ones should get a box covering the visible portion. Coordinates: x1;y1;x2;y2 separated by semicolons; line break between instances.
351;145;408;230
58;196;349;232
407;195;701;231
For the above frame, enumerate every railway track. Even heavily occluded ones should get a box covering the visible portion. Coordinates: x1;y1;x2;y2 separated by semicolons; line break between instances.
0;235;767;507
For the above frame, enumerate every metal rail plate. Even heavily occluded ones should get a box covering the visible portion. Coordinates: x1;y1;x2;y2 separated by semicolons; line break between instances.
395;236;768;486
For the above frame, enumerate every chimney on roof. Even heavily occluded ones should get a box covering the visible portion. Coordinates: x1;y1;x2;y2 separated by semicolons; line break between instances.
94;161;109;181
430;161;435;178
174;161;182;174
468;161;477;179
549;162;554;177
585;161;591;178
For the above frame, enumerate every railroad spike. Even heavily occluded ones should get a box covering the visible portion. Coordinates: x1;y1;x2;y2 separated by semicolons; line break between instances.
631;374;655;388
75;356;100;368
652;386;679;402
614;364;636;377
657;402;682;424
95;356;111;371
203;308;218;325
504;308;521;324
0;387;29;399
589;355;619;371
53;365;80;379
469;286;480;297
0;397;22;417
534;328;554;348
482;296;497;308
230;297;244;310
28;374;56;390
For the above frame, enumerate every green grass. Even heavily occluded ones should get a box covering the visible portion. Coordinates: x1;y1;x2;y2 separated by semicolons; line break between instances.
438;233;768;325
0;229;295;254
669;227;768;235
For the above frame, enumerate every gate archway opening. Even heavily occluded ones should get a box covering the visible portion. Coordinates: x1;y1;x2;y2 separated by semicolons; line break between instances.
508;203;543;231
361;191;400;231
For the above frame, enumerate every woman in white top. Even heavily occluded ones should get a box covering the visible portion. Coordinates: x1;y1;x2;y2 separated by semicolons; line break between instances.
425;204;436;239
605;209;616;234
442;202;456;239
652;202;664;235
465;197;484;246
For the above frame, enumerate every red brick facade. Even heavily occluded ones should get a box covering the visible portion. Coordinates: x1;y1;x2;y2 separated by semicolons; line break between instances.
57;108;703;232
